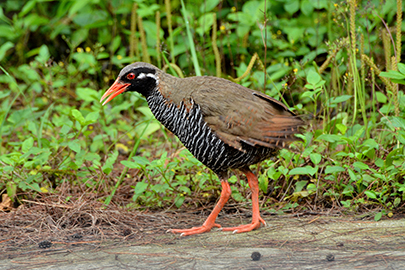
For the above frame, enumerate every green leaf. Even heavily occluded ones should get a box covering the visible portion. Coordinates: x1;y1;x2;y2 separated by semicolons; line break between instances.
347;169;357;182
68;0;92;16
6;181;17;201
374;212;382;221
379;70;405;80
306;69;322;85
68;140;81;153
375;92;387;103
289;166;317;176
60;125;71;135
35;44;50;64
22;137;34;153
394;197;401;208
365;190;377;199
336;123;347;135
71;28;89;49
134;181;148;196
196;13;215;36
329;95;352;104
309;153;322;165
353;161;369;170
316;134;344;143
311;0;328;9
85;112;99;124
76;87;99;102
121;160;140;169
174;195;185;208
102;151;118;174
300;0;314;16
200;0;220;13
71;109;85;126
284;0;300;15
325;166;345;174
0;41;14;62
398;63;405;74
19;0;37;17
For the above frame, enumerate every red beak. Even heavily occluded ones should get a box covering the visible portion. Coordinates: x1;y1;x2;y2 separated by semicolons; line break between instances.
100;79;130;105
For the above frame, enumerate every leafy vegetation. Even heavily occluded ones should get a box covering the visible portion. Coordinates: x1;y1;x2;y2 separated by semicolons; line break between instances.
0;0;404;221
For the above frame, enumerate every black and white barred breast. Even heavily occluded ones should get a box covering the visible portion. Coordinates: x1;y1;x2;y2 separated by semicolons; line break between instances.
147;91;276;174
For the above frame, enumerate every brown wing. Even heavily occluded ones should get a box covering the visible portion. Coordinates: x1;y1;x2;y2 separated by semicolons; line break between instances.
188;76;304;151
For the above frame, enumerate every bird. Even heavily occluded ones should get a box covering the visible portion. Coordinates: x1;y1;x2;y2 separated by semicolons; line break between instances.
100;62;304;236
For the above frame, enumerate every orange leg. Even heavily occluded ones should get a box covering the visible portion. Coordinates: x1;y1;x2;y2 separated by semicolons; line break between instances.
221;167;266;233
169;179;231;236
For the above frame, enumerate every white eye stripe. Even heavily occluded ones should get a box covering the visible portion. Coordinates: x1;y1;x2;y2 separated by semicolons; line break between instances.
137;73;157;80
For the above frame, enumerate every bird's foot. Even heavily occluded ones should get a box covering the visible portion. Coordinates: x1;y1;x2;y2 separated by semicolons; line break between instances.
168;223;222;236
220;216;266;233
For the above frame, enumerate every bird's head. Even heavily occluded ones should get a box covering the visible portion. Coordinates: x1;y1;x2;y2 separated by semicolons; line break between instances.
100;62;159;105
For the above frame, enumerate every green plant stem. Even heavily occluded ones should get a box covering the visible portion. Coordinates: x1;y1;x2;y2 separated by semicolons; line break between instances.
156;11;161;68
130;3;138;60
137;15;150;63
180;0;201;76
165;0;175;63
212;13;221;77
162;53;184;78
396;0;402;63
104;119;152;205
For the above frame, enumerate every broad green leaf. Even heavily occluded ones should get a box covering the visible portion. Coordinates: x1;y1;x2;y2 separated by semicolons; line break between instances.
374;212;382;221
375;92;387;103
121;160;140;169
133;182;148;196
200;0;220;13
174;195;185;208
353;162;369;170
35;45;50;64
306;69;322;85
22;137;34;153
68;140;81;153
311;0;328;9
76;87;99;102
68;0;92;16
348;168;357;182
398;63;405;74
284;0;300;15
379;70;405;80
71;109;85;126
336;124;347;135
364;190;377;199
300;0;314;16
329;95;352;104
60;125;71;135
325;166;345;174
309;153;322;165
316;134;344;143
0;41;13;62
85;112;99;124
289;166;317;176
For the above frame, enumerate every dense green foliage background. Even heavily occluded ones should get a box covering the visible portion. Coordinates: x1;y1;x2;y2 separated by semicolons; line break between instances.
0;0;404;220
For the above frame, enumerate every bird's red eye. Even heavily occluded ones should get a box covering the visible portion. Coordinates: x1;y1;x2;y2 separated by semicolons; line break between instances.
127;73;135;80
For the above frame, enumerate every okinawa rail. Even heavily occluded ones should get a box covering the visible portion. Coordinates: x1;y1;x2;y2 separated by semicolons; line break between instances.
101;62;303;236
